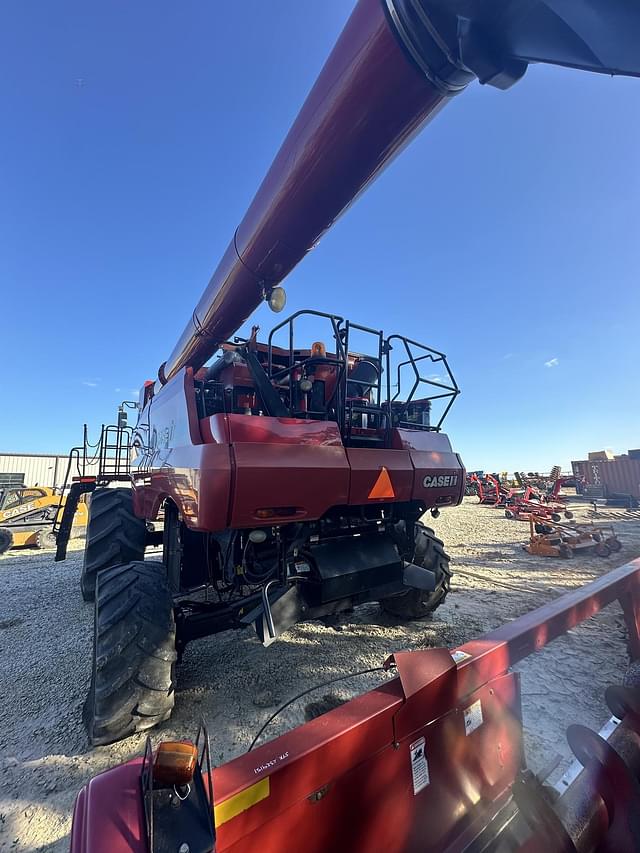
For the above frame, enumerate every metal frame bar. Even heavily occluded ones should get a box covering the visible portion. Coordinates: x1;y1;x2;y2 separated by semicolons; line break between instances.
454;557;640;694
265;311;460;437
385;333;459;430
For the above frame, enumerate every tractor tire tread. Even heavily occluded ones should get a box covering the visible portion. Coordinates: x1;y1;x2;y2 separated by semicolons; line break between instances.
85;560;176;746
81;489;146;602
380;521;452;619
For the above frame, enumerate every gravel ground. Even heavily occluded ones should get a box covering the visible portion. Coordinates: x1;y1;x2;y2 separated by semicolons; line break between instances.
1;497;639;852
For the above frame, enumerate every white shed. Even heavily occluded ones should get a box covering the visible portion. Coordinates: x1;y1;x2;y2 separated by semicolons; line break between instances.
0;453;100;489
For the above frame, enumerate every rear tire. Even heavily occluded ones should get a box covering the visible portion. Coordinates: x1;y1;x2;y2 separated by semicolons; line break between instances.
81;488;146;602
380;523;451;618
84;560;177;745
0;528;13;555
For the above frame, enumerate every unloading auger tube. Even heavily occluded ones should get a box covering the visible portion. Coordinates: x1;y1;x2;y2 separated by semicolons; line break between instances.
159;0;640;384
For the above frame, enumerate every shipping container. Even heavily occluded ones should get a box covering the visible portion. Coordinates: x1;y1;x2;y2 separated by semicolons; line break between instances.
572;454;640;499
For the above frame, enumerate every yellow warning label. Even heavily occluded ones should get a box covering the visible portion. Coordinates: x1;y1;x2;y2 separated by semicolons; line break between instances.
214;777;270;827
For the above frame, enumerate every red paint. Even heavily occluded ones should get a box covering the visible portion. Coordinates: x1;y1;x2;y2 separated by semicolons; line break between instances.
230;443;350;526
347;449;413;504
226;415;343;447
70;758;146;853
216;674;521;853
132;372;463;531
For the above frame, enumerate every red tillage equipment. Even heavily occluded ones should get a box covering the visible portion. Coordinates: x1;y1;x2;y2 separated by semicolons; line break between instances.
469;474;514;507
505;497;574;523
70;558;640;852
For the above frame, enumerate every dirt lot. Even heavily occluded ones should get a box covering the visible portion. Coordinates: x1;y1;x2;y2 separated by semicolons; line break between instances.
1;497;639;852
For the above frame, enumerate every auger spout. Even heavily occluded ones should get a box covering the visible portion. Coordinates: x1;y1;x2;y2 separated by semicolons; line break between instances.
160;0;640;382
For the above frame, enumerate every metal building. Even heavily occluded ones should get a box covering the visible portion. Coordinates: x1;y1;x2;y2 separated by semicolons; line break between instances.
0;453;100;490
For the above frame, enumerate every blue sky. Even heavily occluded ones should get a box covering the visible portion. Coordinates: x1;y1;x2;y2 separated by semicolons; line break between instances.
1;1;638;472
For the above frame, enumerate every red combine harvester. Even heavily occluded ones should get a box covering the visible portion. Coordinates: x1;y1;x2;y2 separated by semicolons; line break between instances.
65;0;640;847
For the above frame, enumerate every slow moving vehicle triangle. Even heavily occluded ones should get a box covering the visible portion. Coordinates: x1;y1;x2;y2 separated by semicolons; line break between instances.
368;466;395;500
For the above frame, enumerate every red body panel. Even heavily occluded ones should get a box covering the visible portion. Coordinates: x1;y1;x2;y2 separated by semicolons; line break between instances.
217;674;521;853
346;448;414;504
133;376;464;531
70;757;146;853
393;429;465;508
70;559;640;853
132;372;232;530
228;418;350;525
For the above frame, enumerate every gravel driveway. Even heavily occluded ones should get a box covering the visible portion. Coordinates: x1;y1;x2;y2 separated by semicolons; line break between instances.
1;498;639;852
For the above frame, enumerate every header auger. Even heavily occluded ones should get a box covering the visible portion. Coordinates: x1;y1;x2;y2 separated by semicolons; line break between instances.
56;0;640;756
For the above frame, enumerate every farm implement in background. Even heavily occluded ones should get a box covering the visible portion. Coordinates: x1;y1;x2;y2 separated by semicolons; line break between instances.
524;516;622;559
469;473;511;506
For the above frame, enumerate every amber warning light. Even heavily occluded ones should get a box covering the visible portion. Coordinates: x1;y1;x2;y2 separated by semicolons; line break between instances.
153;740;198;786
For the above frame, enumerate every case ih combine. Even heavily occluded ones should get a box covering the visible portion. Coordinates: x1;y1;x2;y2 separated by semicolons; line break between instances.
61;0;640;848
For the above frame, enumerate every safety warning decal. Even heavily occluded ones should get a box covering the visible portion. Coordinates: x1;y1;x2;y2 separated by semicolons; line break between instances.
463;700;483;736
409;736;429;795
368;466;395;500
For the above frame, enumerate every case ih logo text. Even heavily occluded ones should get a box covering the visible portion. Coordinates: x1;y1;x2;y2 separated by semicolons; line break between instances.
423;475;458;489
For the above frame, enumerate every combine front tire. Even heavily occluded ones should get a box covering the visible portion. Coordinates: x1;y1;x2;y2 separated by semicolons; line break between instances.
0;528;13;555
81;488;146;602
380;523;451;618
84;560;176;745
